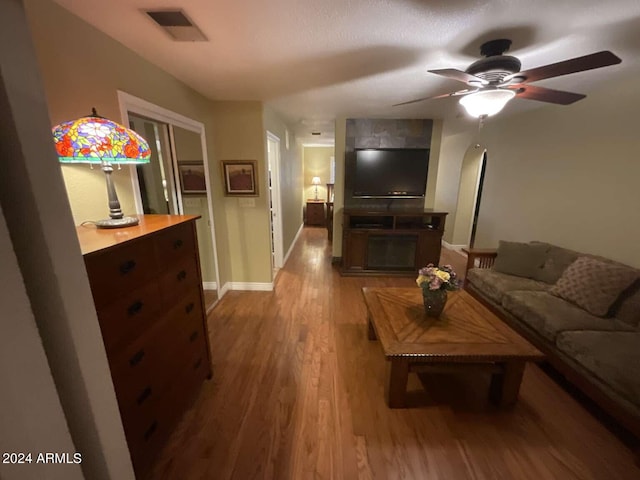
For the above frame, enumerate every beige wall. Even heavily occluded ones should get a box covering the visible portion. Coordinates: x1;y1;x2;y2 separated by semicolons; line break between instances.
263;107;304;258
432;120;478;244
303;146;333;202
332;117;347;257
424;119;443;210
211;101;272;283
472;76;640;268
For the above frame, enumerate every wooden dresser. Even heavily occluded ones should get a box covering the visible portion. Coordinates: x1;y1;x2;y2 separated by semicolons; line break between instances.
77;215;212;478
305;200;325;226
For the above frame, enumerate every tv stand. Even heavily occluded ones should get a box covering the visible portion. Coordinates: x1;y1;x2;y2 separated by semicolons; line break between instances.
341;209;447;276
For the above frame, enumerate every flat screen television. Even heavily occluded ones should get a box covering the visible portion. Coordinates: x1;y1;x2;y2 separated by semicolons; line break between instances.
353;148;429;198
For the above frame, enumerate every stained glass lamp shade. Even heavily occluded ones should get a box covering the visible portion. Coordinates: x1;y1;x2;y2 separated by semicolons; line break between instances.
52;108;151;228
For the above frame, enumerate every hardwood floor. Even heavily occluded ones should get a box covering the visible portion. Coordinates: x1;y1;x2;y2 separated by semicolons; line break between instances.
150;228;639;479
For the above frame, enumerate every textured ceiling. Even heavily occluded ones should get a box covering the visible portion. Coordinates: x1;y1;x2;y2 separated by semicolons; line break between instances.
54;0;640;142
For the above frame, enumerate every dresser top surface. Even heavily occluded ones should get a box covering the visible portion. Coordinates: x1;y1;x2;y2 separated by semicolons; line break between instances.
76;214;200;255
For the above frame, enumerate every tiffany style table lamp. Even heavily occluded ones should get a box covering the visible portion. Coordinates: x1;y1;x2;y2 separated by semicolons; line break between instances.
52;108;151;228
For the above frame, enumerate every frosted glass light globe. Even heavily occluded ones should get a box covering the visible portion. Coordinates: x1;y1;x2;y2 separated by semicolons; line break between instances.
459;89;516;117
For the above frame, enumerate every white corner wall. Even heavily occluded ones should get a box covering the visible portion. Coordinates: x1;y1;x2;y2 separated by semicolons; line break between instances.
0;1;134;478
0;206;82;480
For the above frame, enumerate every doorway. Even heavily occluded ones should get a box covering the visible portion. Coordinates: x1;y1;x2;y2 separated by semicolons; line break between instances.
267;131;284;273
118;91;222;308
452;145;487;247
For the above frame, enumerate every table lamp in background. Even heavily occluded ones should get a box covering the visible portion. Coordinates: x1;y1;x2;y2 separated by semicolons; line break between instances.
52;108;151;228
311;176;321;201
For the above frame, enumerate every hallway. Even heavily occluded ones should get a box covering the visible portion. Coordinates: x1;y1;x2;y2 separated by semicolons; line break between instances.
151;228;639;479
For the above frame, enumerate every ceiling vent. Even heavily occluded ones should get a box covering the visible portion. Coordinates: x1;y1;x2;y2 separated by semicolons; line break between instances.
311;132;322;136
145;9;207;42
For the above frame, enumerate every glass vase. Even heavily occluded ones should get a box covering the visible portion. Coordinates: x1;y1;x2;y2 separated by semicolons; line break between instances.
422;288;448;318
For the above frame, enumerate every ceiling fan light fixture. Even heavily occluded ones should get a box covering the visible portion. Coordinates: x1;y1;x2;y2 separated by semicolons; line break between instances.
459;89;516;117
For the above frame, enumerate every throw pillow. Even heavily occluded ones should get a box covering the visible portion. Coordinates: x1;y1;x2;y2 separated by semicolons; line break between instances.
530;243;580;284
550;257;639;317
492;240;548;278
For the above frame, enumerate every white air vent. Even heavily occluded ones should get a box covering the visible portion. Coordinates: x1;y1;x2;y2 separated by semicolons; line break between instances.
145;9;207;42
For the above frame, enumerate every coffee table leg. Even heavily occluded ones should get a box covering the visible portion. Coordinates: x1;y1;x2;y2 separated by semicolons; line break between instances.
490;361;525;407
385;358;409;408
367;316;377;341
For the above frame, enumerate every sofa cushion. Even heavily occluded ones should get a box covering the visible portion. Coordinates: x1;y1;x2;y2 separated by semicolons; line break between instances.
502;291;635;342
530;242;580;284
493;241;548;278
550;256;638;317
467;268;550;304
610;280;640;328
556;331;640;408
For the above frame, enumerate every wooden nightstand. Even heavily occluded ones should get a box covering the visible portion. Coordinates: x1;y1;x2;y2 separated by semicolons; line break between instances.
305;200;325;226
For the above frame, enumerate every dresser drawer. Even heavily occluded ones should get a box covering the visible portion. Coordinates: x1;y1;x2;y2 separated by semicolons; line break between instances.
96;281;162;352
109;290;205;407
84;239;158;308
154;222;196;267
306;201;325;226
118;330;207;433
125;342;209;478
159;255;200;306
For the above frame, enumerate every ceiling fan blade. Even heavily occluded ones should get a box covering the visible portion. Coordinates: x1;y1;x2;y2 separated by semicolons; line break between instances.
510;84;586;105
393;89;475;107
428;68;488;86
505;51;621;84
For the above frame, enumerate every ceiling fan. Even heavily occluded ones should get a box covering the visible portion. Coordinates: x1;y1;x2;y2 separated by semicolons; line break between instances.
395;39;621;117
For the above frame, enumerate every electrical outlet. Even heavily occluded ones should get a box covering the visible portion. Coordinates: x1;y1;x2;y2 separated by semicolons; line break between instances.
183;197;200;208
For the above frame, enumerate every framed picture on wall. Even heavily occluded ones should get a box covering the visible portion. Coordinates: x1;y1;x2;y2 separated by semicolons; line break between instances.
221;160;259;196
179;162;207;194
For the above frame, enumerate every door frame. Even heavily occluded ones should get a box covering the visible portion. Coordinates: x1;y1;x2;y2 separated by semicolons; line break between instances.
266;131;284;270
117;90;222;298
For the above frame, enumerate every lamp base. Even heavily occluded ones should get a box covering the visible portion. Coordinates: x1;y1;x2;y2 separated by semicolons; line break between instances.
95;216;140;229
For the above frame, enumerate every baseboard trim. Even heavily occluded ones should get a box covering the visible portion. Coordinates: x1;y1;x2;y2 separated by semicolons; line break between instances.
283;223;304;266
227;282;274;292
219;282;231;298
202;281;217;290
442;240;467;252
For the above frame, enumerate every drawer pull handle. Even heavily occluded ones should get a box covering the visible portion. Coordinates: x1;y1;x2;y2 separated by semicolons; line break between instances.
185;302;195;314
129;350;145;367
119;259;137;275
173;239;184;249
144;421;158;441
127;301;143;316
194;357;203;370
137;387;152;405
189;331;199;342
176;270;187;281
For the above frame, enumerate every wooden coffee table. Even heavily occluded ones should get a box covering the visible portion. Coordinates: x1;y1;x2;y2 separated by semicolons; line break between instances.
363;288;544;408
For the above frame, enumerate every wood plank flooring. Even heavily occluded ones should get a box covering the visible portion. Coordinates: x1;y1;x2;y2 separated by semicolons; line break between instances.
150;228;639;479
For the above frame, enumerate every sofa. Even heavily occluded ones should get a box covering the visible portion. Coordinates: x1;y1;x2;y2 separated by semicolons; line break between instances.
463;241;640;439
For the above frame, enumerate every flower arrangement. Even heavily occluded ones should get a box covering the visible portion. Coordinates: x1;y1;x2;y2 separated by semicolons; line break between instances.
416;264;460;291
